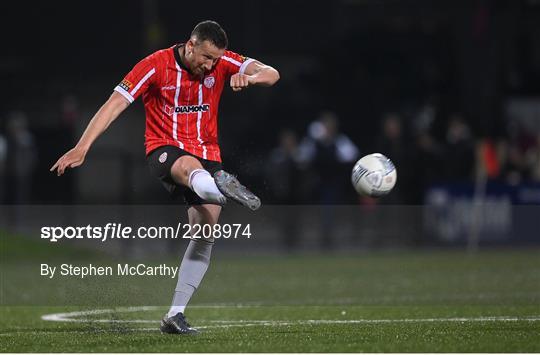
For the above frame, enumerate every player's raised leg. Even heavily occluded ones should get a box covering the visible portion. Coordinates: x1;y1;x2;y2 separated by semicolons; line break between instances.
161;204;221;335
214;170;261;211
170;155;226;204
171;154;261;210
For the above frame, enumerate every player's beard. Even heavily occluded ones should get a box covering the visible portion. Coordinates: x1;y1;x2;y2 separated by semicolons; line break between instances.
196;67;208;78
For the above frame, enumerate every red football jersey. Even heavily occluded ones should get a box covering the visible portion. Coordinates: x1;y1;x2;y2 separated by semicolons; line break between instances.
114;44;254;162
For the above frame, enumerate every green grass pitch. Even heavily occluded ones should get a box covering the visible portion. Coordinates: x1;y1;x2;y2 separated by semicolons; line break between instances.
1;233;539;352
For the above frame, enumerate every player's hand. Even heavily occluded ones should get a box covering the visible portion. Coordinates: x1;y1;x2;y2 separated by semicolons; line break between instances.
230;73;253;92
50;146;87;176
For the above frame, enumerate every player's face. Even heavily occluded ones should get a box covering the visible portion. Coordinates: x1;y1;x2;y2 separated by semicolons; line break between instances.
187;40;224;76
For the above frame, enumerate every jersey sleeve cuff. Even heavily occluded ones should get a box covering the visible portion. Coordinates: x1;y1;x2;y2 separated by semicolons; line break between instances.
114;86;134;103
239;58;256;75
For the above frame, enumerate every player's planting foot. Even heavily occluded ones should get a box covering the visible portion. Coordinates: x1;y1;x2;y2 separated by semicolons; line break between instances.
214;170;261;211
160;312;198;335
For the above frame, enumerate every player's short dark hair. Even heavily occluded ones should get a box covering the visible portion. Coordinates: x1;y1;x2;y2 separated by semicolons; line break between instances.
191;20;228;49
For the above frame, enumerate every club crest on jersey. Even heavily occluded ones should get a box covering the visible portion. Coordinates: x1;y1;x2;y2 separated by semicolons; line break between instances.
204;76;215;88
164;104;210;116
158;152;167;163
119;79;133;92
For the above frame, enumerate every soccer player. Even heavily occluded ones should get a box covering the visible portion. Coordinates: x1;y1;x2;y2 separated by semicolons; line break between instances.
50;20;280;334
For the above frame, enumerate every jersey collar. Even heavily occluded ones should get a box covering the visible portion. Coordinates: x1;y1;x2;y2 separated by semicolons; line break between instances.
173;43;193;74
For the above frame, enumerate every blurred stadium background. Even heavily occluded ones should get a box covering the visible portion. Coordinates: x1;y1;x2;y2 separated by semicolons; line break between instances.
1;0;540;248
1;1;540;352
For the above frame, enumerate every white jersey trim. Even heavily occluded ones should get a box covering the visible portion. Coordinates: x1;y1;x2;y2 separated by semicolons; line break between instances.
130;68;156;96
221;55;242;67
239;58;256;75
114;86;134;103
173;63;184;149
197;83;207;159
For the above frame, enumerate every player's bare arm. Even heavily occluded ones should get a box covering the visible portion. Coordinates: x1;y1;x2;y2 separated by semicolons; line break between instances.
50;92;130;176
230;61;280;92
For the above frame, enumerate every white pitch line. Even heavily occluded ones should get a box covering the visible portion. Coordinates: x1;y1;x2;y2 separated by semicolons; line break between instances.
41;306;161;322
4;314;540;337
40;305;261;323
40;306;540;328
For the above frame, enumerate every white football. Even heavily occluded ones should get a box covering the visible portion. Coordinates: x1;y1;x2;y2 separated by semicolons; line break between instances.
351;153;397;197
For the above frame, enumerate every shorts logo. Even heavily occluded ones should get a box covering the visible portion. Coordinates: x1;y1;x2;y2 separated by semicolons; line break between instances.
164;104;210;115
204;76;215;88
158;152;168;163
161;85;177;91
119;79;133;92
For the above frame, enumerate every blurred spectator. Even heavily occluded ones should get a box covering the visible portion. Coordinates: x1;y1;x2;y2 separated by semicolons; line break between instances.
376;113;403;154
413;98;438;134
266;129;305;249
4;111;37;203
299;111;360;203
411;130;444;203
504;145;527;185
500;119;538;185
266;129;305;204
298;111;359;249
374;113;412;203
443;114;475;181
476;138;501;180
